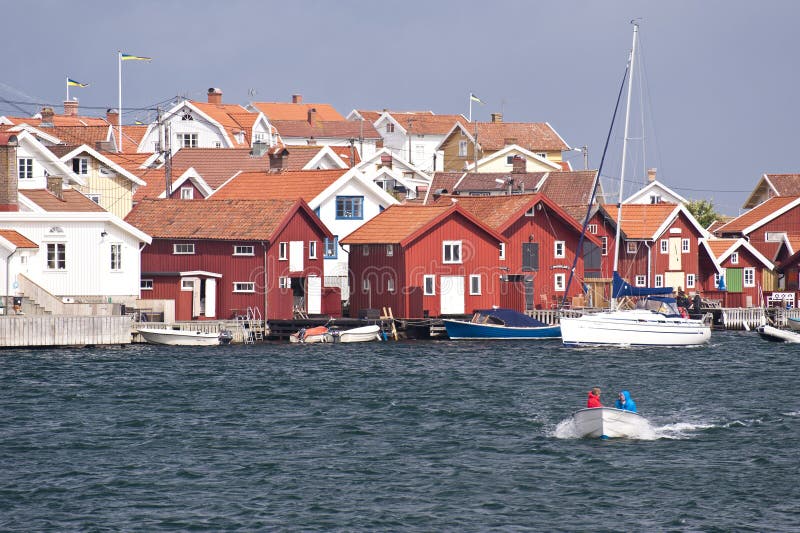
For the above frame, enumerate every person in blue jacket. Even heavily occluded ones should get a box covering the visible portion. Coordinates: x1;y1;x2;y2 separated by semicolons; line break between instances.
615;390;637;412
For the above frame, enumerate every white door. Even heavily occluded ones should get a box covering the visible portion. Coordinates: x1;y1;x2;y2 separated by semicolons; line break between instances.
440;275;465;315
665;271;684;290
204;278;216;318
669;237;682;270
189;277;201;317
307;276;322;314
289;241;304;272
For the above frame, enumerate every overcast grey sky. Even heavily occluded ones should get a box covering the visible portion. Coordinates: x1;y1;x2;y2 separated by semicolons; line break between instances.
2;0;798;216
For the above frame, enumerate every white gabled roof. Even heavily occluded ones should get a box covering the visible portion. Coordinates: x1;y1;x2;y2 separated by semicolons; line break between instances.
59;144;146;185
0;211;151;244
624;180;688;205
160;168;213;199
705;237;775;270
307;167;399;212
651;204;710;241
464;144;561;171
14;130;85;186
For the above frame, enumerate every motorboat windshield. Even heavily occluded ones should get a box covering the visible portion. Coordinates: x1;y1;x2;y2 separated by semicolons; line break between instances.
635;296;681;317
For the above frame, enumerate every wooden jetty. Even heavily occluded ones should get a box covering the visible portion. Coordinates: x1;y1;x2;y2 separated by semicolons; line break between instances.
0;315;133;347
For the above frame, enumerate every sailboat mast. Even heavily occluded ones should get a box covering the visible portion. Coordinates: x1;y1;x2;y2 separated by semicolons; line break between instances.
611;21;639;310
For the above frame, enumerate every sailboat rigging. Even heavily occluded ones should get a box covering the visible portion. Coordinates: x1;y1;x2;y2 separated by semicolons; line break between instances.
559;22;711;347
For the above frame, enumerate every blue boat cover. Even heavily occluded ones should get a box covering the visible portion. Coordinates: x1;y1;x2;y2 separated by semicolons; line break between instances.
612;272;673;298
473;308;548;328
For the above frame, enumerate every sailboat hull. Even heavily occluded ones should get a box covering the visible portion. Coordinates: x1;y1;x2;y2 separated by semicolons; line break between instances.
560;310;711;346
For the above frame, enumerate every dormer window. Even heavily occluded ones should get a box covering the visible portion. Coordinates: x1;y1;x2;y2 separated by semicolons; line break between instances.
386;123;395;133
72;157;88;175
181;112;193;121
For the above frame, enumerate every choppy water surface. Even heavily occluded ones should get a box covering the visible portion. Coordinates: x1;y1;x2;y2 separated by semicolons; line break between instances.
1;331;798;531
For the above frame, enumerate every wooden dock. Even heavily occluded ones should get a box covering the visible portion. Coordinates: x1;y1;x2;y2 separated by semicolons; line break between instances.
0;315;134;347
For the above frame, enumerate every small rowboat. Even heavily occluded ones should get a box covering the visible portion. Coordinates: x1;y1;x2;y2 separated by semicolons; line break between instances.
571;407;650;439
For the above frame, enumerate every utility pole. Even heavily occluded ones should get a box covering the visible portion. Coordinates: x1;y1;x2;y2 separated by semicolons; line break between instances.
407;118;413;163
158;107;172;198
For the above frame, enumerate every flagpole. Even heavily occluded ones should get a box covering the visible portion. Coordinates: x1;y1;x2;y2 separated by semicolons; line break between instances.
66;77;69;102
118;51;122;152
469;92;472;122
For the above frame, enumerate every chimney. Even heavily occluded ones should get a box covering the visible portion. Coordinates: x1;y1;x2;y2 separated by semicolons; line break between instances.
380;154;393;169
106;108;119;125
491;113;503;123
40;107;55;127
0;134;19;211
503;137;517;146
511;155;526;174
46;176;64;201
207;87;223;105
292;94;303;104
269;148;287;171
307;107;318;125
63;99;79;116
648;168;657;182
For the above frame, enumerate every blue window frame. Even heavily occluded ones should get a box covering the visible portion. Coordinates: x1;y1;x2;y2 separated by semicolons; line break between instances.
336;196;363;220
324;236;339;259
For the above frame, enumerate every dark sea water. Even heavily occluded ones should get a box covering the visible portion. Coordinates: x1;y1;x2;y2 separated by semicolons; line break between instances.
1;331;798;532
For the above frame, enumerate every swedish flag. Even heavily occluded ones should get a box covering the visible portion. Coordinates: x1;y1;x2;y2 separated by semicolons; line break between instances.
67;78;89;87
121;53;151;61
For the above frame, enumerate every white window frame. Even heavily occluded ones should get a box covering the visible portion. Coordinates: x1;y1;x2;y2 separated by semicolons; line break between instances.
180;186;194;200
387;278;395;292
110;243;122;271
173;243;195;255
499;243;506;260
686;273;696;289
278;276;291;289
362;278;370;291
660;239;668;254
18;158;33;179
46;242;66;270
635;275;646;287
730;252;739;265
233;282;255;293
279;242;288;261
654;274;664;288
744;268;755;288
72;157;89;175
627;241;637;254
233;245;254;256
458;140;468;157
554;240;565;259
525;206;535;217
682;238;690;253
601;236;608;256
309;241;317;259
140;279;153;290
386;244;393;257
587;224;598;234
554;273;566;292
442;240;462;264
181;279;195;291
177;133;198;148
87;193;101;204
362;245;369;256
423;275;435;295
469;274;481;295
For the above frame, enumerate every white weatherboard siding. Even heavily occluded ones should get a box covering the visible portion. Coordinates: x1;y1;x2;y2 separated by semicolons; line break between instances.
0;215;149;301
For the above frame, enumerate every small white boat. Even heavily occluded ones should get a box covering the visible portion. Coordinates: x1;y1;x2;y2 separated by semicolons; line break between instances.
137;328;223;346
289;326;334;344
785;317;800;331
571;407;650;439
757;324;800;343
336;324;382;343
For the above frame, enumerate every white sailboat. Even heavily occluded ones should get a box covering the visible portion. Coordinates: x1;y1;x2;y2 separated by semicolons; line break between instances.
559;23;711;347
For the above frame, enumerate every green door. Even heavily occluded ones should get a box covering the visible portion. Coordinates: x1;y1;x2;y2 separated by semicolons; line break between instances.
726;268;743;293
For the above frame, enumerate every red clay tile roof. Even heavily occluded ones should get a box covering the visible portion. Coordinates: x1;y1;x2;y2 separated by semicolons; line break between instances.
251;102;345;121
765;174;800;196
119;125;150;153
473;122;568;152
271;119;381;140
4;114;109;127
21;189;106;212
431;171;548;194
705;238;739;259
0;229;38;248
342;204;456;244
716;196;800;234
211;169;348;202
603;203;679;239
377;112;469;135
45;125;112;146
191;101;253;144
103;152;154;169
125;198;306;240
435;194;538;230
47;145;80;158
129;167;178;202
262;145;352;170
170;148;269;189
537;171;598;207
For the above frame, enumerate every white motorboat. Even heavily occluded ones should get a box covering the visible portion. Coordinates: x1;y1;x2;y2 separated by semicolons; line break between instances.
137;327;224;346
571;407;650;439
335;324;382;343
757;324;800;343
560;303;711;347
289;326;334;344
559;23;710;347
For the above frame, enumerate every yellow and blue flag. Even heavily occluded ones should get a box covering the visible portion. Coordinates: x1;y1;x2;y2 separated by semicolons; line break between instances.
121;53;151;61
67;78;89;87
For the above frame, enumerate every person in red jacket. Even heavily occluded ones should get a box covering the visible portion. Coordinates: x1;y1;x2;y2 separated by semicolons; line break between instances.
587;387;603;408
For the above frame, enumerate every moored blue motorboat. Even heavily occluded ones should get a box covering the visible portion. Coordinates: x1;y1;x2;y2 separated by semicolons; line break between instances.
443;308;560;340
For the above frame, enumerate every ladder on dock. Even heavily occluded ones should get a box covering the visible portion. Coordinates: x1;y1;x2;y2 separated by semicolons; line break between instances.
381;307;398;341
236;307;264;344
